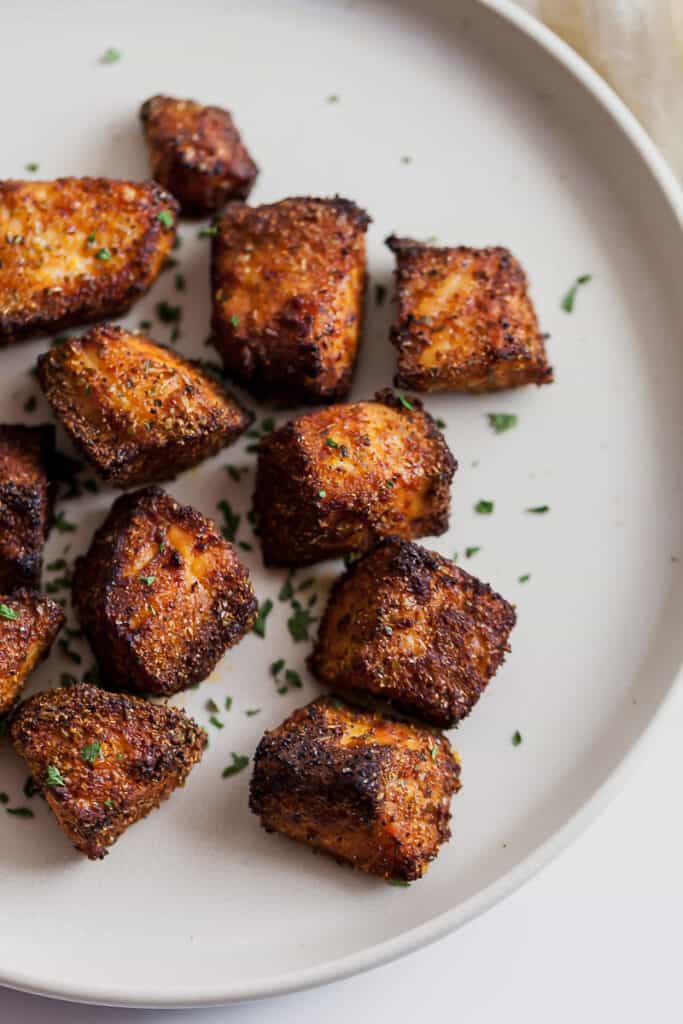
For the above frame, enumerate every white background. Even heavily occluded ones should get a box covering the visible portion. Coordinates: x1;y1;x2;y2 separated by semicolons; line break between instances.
1;679;680;1022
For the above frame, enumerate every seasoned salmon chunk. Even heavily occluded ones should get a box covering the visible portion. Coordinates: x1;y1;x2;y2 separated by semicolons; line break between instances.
250;695;461;881
0;590;64;716
10;683;206;858
72;487;257;696
0;177;178;344
38;325;252;487
253;389;456;566
0;424;55;591
309;537;516;727
140;94;258;215
211;197;370;404
387;237;553;391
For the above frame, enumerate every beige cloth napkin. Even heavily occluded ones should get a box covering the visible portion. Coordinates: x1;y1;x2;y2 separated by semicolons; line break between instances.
515;0;683;179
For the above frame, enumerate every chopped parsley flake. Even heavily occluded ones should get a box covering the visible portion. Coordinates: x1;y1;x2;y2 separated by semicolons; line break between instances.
279;575;295;601
465;546;481;558
205;698;219;714
216;499;240;542
139;575;156;586
230;314;240;328
81;741;102;764
23;776;39;798
245;708;261;716
95;247;112;261
54;511;76;533
326;93;340;103
318;489;327;498
375;283;387;306
225;696;233;711
198;224;218;238
518;573;531;583
285;668;302;688
287;604;316;643
6;807;34;818
561;274;592;313
399;394;414;411
23;395;38;412
157;210;174;228
387;878;410;886
46;764;66;787
512;730;523;747
526;505;549;515
252;598;273;638
435;418;447;430
0;604;19;621
99;47;121;64
326;437;339;448
209;715;224;730
25;162;39;172
156;300;181;324
474;500;494;515
270;658;285;676
222;753;249;778
488;413;518;434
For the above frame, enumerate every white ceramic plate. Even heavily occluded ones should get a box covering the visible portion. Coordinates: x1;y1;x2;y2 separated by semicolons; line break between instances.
1;0;682;1008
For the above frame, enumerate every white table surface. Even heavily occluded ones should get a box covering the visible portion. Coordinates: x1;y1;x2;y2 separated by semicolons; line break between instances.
2;674;681;1023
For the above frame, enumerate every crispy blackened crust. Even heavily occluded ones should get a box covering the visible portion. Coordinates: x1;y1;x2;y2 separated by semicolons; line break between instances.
0;589;64;716
38;324;253;487
140;94;258;215
211;197;370;404
9;683;206;859
309;537;516;727
0;423;56;591
72;487;257;696
0;178;178;344
253;388;456;566
249;695;461;881
386;236;553;392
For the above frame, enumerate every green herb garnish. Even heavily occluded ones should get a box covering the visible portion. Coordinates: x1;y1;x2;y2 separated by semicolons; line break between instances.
488;413;518;434
46;765;66;787
54;511;76;533
25;162;39;172
222;753;249;778
245;708;261;716
209;715;224;730
270;658;285;676
518;573;531;583
81;741;102;764
512;730;523;746
157;210;174;228
225;696;233;711
139;575;156;586
252;598;273;638
561;274;592;313
205;699;219;713
399;394;414;411
526;505;549;515
387;878;410;887
156;300;181;324
216;499;240;542
99;47;121;64
318;489;327;498
198;225;218;238
6;807;34;818
287;605;316;643
95;247;112;261
474;500;494;515
230;314;240;328
465;546;481;558
0;604;19;621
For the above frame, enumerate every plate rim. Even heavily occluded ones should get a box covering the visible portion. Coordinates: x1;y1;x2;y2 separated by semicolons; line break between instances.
2;0;683;1008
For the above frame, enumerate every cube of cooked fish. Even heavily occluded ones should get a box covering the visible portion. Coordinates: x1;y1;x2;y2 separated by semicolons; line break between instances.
309;537;516;727
140;94;258;215
250;695;461;881
72;487;257;696
386;237;553;392
0;177;178;344
0;424;55;591
0;590;64;716
9;682;206;858
38;325;252;487
211;197;370;404
253;389;456;566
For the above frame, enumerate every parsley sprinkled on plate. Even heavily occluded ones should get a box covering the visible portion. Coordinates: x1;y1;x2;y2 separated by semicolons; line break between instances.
222;753;249;778
474;500;494;515
526;505;549;514
0;604;19;621
198;224;218;238
139;575;156;586
511;730;523;747
561;274;592;313
387;878;410;887
95;247;112;261
157;210;174;228
399;394;414;411
465;546;481;558
518;573;531;583
99;47;121;64
6;807;34;819
54;511;76;533
230;314;240;328
25;162;39;173
488;413;518;434
252;599;273;638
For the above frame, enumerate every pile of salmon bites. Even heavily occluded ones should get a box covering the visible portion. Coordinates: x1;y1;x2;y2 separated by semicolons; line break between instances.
0;93;551;878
